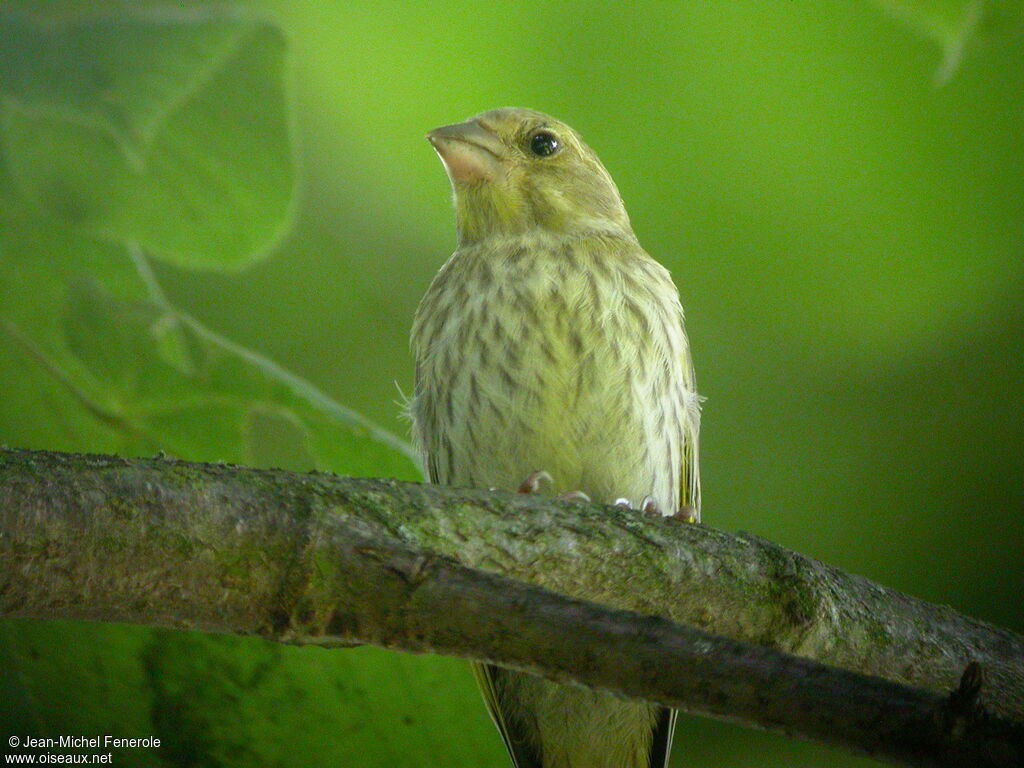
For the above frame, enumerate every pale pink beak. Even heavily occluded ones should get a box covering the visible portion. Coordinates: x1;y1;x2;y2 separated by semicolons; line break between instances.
427;120;504;184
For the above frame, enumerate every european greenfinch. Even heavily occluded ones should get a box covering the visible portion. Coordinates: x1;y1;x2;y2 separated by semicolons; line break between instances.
411;107;701;768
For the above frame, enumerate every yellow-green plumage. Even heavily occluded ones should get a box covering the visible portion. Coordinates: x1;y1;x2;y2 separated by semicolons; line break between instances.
411;108;700;768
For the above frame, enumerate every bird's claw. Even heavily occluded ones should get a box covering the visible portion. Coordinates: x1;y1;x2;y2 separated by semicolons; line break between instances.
673;505;698;524
641;496;662;516
610;496;695;522
517;470;552;494
516;471;589;503
557;490;591;503
610;496;660;514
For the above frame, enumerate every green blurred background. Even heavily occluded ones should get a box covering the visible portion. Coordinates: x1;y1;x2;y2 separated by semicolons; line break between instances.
1;1;1021;766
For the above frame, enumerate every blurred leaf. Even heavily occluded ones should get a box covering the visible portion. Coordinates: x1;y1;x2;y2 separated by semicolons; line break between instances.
0;5;416;480
872;0;981;45
0;621;167;767
0;205;150;453
869;0;1014;83
1;8;242;154
0;7;294;269
150;314;198;376
1;621;502;768
57;268;420;478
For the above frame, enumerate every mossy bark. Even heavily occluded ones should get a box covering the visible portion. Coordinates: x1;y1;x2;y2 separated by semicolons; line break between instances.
1;448;1022;766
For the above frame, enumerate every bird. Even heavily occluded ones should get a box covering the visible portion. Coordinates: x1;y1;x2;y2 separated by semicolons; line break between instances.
410;107;701;768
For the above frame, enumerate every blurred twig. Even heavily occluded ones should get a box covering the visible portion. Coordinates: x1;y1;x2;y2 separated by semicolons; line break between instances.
1;448;1022;767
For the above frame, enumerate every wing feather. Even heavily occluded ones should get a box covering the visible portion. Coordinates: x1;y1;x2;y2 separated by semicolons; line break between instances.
471;663;542;768
678;312;702;521
647;707;677;768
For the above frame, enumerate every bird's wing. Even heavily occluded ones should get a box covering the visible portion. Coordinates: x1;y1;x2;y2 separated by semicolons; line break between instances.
647;707;677;768
679;313;702;521
651;301;697;768
471;663;542;768
418;435;541;768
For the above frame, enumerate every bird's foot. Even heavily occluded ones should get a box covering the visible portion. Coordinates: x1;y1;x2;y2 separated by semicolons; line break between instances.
517;470;552;494
673;505;698;524
556;490;591;503
613;496;697;522
641;496;662;516
612;496;662;515
517;470;590;502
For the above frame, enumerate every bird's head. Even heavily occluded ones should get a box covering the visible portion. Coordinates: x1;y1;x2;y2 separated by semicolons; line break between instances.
428;108;631;245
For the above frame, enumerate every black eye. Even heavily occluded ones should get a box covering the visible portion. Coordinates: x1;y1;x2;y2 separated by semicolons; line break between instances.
529;131;560;158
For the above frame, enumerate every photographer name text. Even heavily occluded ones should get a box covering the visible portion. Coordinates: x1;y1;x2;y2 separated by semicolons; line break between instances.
16;737;160;749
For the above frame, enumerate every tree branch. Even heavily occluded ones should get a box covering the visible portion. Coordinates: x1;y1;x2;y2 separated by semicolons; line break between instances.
1;448;1021;766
